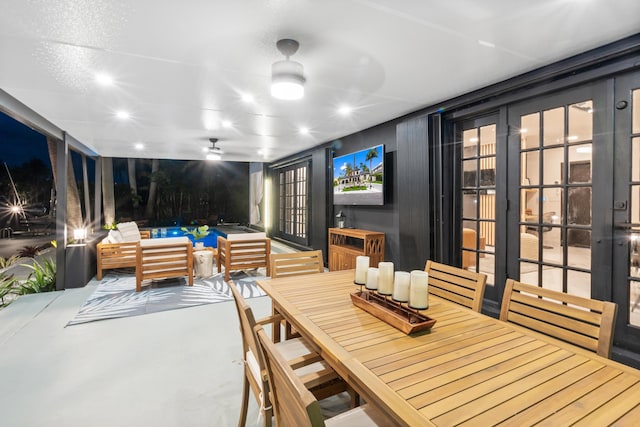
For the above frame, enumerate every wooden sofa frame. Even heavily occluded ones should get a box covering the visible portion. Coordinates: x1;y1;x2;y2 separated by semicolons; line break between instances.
135;239;193;292
217;235;271;281
96;230;151;280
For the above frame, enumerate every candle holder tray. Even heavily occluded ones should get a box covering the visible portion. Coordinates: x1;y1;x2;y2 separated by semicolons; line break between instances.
350;290;436;334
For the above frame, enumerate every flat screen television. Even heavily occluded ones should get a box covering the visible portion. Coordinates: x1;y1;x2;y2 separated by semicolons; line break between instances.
333;144;384;205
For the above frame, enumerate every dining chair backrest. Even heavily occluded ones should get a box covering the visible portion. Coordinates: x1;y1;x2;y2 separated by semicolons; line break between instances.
424;260;488;312
255;326;327;427
500;279;618;358
228;279;273;427
229;279;263;371
270;250;324;279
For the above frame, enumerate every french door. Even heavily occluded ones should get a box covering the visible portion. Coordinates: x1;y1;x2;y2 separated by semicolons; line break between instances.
612;71;640;353
456;114;502;302
450;75;640;354
506;84;611;302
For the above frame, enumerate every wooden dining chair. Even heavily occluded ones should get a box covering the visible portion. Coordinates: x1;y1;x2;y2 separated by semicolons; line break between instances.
270;250;325;279
229;281;348;427
424;260;488;312
255;326;385;427
500;279;618;358
271;250;325;340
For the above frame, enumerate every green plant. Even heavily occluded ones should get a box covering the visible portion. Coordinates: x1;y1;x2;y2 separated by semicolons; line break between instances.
0;255;23;269
17;259;56;294
0;273;17;307
103;222;118;230
180;225;210;240
18;245;40;258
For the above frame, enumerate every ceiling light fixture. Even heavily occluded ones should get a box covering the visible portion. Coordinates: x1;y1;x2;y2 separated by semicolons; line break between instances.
116;111;130;120
338;106;352;116
299;127;309;135
95;73;114;86
271;39;305;100
134;143;144;150
206;138;223;161
222;120;232;128
241;93;254;103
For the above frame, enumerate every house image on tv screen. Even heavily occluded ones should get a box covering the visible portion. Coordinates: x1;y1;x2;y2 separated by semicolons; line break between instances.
333;144;384;206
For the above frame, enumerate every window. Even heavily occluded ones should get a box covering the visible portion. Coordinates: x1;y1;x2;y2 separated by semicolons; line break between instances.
276;160;310;245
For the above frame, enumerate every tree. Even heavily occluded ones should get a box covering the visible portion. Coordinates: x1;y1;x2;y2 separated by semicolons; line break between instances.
127;158;140;217
365;148;379;183
102;157;115;225
47;137;83;230
145;159;160;219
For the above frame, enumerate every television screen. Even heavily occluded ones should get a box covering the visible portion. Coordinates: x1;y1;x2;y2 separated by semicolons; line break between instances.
333;144;384;205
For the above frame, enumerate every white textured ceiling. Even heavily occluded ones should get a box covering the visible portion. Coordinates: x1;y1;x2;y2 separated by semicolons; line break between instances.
1;0;639;162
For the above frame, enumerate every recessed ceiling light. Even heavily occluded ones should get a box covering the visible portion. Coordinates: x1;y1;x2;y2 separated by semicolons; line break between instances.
241;94;254;103
567;135;579;141
206;152;221;161
520;128;528;134
576;146;592;154
469;137;479;143
95;73;114;86
478;40;496;48
222;120;232;128
338;106;352;116
116;111;130;120
202;147;209;153
299;127;309;135
134;143;144;150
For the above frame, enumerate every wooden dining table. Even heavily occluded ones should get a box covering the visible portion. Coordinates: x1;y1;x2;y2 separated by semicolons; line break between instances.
257;270;640;426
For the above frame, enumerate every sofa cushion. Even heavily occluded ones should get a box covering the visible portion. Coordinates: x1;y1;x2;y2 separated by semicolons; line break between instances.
225;232;267;241
117;222;141;242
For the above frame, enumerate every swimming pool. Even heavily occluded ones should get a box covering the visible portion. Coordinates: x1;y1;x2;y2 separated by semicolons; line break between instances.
145;226;224;248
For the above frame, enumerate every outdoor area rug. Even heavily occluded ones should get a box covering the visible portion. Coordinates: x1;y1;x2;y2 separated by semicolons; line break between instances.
66;270;267;326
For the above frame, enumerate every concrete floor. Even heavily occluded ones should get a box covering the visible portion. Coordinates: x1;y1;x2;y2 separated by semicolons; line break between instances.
0;281;268;427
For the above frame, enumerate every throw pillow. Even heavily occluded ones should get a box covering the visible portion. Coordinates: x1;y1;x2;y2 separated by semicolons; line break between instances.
117;222;141;242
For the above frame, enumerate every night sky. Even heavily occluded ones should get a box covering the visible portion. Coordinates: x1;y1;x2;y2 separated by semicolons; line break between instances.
0;111;49;168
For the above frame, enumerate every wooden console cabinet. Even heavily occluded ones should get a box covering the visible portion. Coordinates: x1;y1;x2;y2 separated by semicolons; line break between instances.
328;228;385;271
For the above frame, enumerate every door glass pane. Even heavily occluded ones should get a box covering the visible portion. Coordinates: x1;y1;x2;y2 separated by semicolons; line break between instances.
567;270;591;299
521;113;540;149
569;101;593;143
520;262;539;285
567;187;592;227
630;280;640;327
633;89;640;135
632;185;640;225
543;107;565;146
543;147;563;185
568;144;593;183
522;151;539;186
463;129;478;158
542;267;564;292
522;188;539;224
462;160;476;187
462;191;477;218
633;138;640;182
542;226;561;264
567;239;591;270
520;233;538;261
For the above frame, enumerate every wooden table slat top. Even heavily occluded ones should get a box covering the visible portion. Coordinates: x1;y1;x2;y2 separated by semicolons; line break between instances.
257;270;640;427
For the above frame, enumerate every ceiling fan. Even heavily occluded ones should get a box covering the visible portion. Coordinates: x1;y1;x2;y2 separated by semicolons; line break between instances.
206;138;224;160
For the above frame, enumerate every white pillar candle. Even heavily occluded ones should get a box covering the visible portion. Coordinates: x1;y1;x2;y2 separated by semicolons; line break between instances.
392;271;411;302
365;267;379;290
354;256;369;284
409;270;429;309
378;262;394;295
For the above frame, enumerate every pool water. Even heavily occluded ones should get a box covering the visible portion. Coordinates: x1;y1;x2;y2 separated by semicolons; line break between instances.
147;226;224;248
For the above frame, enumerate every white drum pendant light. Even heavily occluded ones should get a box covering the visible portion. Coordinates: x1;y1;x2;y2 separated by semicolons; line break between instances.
271;39;305;100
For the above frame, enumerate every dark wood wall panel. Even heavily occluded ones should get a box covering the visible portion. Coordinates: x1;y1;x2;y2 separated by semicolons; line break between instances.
397;116;430;271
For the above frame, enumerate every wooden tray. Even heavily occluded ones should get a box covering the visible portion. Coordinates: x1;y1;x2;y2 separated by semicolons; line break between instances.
350;291;436;334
